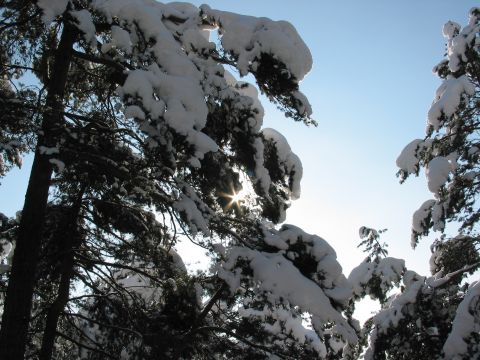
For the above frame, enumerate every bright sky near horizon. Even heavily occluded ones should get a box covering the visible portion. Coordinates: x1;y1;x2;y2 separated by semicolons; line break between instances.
184;0;480;276
1;1;478;280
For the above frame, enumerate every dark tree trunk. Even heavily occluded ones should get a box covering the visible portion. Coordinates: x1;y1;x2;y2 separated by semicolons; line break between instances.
39;187;85;360
0;23;77;359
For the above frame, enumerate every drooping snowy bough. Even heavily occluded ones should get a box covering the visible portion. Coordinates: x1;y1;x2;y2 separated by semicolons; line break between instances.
361;7;480;360
219;224;359;357
0;1;363;359
396;7;480;246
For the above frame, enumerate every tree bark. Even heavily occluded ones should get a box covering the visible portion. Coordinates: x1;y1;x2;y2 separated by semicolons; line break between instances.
0;23;77;359
39;187;85;360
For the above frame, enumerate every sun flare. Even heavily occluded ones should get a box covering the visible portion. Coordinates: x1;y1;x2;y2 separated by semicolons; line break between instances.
220;188;247;211
227;189;245;206
220;171;256;212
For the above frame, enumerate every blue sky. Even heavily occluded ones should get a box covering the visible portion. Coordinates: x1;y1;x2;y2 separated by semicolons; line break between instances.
184;0;479;275
1;1;478;277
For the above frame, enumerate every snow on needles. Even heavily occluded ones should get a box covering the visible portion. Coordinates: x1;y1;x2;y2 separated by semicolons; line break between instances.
88;0;308;187
348;257;405;298
173;184;213;236
429;15;478;129
219;225;358;354
71;10;97;49
364;271;426;360
119;65;219;162
396;139;424;174
37;0;69;24
101;26;133;54
443;280;480;359
426;156;451;194
0;238;12;264
443;13;480;73
200;5;312;81
428;75;475;131
262;128;303;200
412;200;436;233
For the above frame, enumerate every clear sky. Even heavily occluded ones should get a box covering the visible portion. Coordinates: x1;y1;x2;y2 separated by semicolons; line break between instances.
1;1;478;278
184;0;480;276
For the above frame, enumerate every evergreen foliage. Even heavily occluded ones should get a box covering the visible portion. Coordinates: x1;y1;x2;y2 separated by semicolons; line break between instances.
0;1;351;359
363;7;480;359
1;2;480;360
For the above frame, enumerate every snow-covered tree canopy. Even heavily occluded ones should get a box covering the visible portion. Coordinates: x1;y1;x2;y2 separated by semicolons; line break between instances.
0;1;364;359
364;7;480;360
2;2;480;360
397;7;480;246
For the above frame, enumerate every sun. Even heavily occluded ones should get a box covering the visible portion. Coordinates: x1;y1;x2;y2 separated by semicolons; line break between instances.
221;188;246;211
220;171;256;212
228;189;244;205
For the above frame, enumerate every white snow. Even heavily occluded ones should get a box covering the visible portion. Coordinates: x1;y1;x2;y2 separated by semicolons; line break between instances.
233;81;265;132
118;66;218;161
71;10;97;49
91;0;312;178
18;0;319;356
102;25;133;54
181;28;215;54
241;306;327;356
174;194;209;235
443;18;480;72
274;224;353;303
430;201;445;232
111;26;133;54
39;146;60;155
37;0;69;24
292;90;313;117
219;225;358;349
443;280;480;359
426;156;451;194
94;0;201;78
364;271;425;360
49;158;65;173
200;5;312;80
468;146;479;156
428;75;475;130
348;257;405;298
396;139;424;174
166;247;187;273
0;239;12;262
111;250;185;303
443;21;461;40
411;199;435;242
252;137;271;194
124;105;146;120
262;128;303;200
469;7;480;27
173;184;213;236
114;265;162;302
219;246;357;345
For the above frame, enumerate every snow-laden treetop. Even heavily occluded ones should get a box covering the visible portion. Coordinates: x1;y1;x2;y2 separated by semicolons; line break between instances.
28;0;316;231
396;7;480;246
6;1;386;357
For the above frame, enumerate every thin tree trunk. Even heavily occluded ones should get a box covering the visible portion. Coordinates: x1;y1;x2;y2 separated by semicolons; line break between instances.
39;187;85;360
0;23;77;359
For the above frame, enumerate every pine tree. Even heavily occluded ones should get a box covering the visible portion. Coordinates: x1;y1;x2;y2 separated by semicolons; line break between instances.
397;7;480;247
0;1;361;359
359;7;480;359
